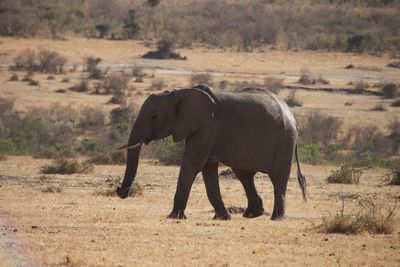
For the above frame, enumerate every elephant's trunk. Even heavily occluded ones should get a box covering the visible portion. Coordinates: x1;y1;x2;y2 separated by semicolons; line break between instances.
116;129;143;199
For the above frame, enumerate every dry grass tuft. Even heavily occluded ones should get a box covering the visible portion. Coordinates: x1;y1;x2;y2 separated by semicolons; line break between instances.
94;177;143;197
285;91;302;107
319;197;397;235
219;168;236;179
386;164;400;185
263;76;284;94
41;185;63;193
40;158;94;174
327;164;362;184
370;102;386;111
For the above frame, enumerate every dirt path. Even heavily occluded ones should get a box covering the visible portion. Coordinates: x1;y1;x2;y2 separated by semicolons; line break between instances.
0;213;38;267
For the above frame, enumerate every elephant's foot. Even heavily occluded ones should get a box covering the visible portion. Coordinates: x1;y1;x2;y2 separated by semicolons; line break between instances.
213;212;231;220
167;210;187;220
271;214;286;221
243;207;265;218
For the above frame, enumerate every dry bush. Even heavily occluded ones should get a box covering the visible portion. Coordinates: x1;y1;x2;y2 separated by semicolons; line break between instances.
87;150;126;165
95;73;130;100
319;196;397;235
327;164;362;184
219;168;236;179
299;112;342;146
370;102;386;111
381;83;398;99
391;98;400;107
9;73;19;81
69;78;89;92
263;77;284;94
284;91;302;107
132;65;144;77
227;206;246;214
387;119;400;154
78;106;106;131
61;77;70;83
28;79;40;86
85;57;105;79
386;164;400;185
40;158;94;174
191;72;213;86
346;126;392;161
12;49;36;71
298;68;314;85
47;75;55;80
41;185;63;193
37;49;67;74
151;78;166;90
110;105;136;125
354;80;369;93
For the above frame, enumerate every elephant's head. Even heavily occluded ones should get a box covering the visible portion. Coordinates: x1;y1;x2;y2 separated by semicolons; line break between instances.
116;86;217;198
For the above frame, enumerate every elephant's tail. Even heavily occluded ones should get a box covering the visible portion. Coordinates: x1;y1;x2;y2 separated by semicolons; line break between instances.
295;143;307;202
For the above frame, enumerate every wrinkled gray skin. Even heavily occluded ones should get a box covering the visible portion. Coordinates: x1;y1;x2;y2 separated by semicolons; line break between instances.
117;85;307;220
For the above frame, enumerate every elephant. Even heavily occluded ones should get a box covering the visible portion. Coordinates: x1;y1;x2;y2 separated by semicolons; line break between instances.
116;84;307;220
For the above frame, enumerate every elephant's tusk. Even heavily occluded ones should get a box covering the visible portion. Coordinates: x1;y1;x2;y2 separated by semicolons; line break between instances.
117;144;128;150
117;142;143;150
127;142;143;150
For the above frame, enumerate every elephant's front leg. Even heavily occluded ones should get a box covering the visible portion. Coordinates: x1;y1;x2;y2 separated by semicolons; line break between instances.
202;163;231;220
168;132;214;219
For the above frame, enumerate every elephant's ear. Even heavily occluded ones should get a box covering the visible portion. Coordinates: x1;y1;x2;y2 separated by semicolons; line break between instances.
171;88;216;142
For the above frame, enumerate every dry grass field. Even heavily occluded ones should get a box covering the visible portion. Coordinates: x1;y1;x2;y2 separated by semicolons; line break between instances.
0;37;400;266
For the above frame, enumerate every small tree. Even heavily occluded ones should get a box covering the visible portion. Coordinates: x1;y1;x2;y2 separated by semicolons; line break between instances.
95;24;110;38
122;9;140;39
147;0;161;7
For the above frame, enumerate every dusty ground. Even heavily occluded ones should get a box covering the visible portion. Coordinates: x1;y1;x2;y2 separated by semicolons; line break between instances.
0;157;399;266
0;37;400;266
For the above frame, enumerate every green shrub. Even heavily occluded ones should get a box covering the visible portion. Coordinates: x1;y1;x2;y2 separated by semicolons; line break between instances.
0;138;28;155
40;158;94;174
110;105;135;124
150;136;184;165
327;164;362;184
77;138;98;155
298;143;322;164
78;107;105;131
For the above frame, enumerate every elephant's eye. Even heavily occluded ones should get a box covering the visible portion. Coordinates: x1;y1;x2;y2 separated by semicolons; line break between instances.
151;115;157;121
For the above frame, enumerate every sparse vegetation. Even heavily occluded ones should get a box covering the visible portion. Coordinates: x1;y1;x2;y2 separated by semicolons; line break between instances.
94;177;143;197
69;78;89;92
284;91;302;107
150;137;184;165
11;48;66;74
327;164;362;184
191;73;213;86
391;98;400;107
386;163;400;185
41;185;63;193
370;102;386;111
298;68;313;85
86;57;105;80
40;158;94;174
9;73;19;81
87;150;126;165
219;168;236;179
319;196;397;235
263;77;284;94
151;78;166;90
381;83;398;99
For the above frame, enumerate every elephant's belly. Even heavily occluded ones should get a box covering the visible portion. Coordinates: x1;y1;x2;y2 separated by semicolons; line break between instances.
209;142;275;173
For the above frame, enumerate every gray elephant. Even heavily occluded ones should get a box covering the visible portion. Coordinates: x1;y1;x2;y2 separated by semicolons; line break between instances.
117;85;307;220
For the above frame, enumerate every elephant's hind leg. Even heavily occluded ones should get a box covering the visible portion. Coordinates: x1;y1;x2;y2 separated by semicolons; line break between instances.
202;163;231;220
269;159;292;221
232;169;265;218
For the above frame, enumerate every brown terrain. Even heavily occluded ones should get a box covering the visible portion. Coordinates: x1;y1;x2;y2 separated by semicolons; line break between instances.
0;36;399;266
